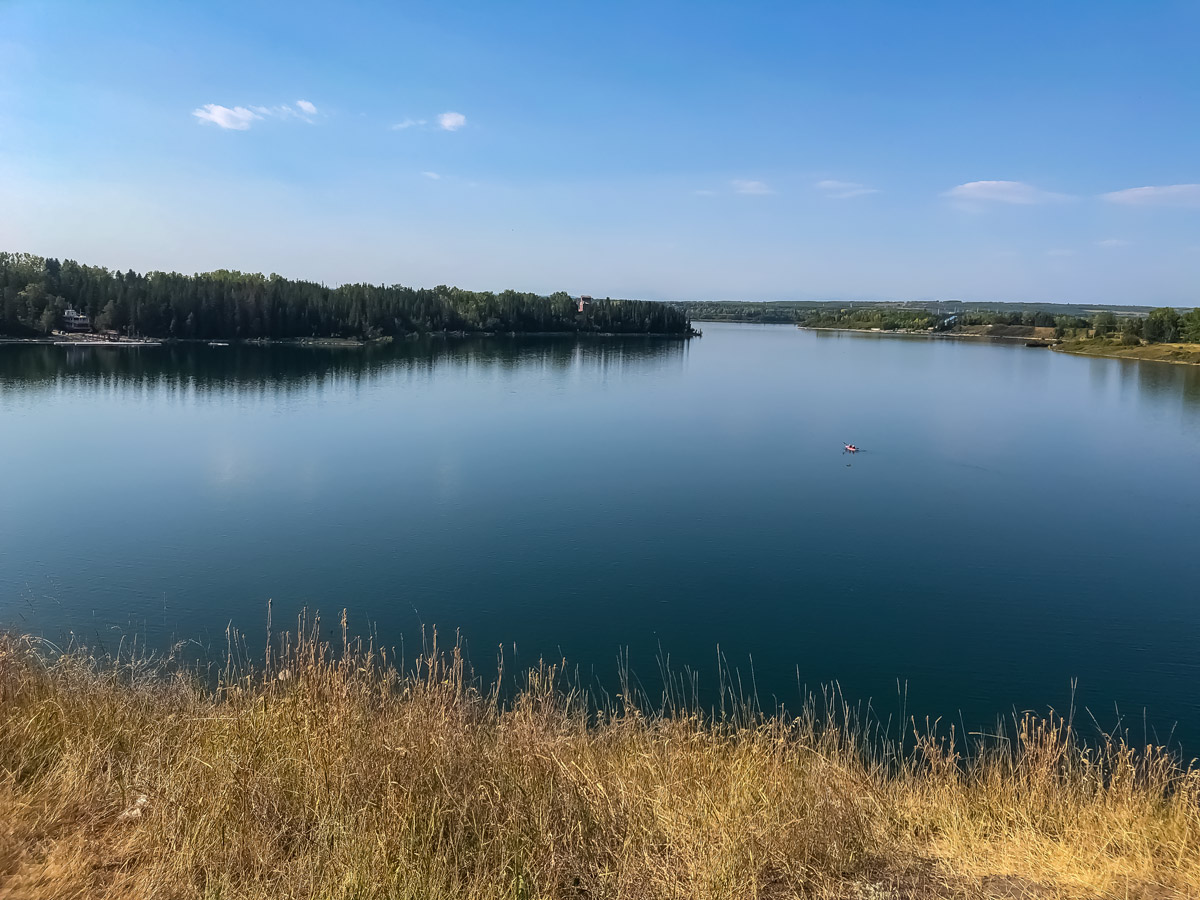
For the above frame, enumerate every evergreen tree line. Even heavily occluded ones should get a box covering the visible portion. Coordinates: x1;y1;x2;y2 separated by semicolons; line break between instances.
0;252;694;339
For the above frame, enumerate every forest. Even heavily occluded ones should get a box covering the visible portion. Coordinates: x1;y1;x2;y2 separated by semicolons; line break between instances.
0;252;694;339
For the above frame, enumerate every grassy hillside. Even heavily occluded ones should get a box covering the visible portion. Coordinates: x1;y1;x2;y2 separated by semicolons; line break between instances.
1;622;1197;899
1056;337;1200;365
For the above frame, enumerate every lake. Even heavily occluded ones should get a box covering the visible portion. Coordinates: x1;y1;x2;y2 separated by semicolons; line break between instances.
2;324;1199;747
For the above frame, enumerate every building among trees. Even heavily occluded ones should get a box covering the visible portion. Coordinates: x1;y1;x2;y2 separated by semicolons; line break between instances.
61;307;91;332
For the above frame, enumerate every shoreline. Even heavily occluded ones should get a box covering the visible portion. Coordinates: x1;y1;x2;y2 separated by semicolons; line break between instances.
9;326;1198;365
790;324;1200;366
794;324;1048;345
1053;339;1200;367
0;330;696;348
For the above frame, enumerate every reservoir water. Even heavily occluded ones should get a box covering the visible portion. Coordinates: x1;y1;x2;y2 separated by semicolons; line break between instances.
2;324;1199;746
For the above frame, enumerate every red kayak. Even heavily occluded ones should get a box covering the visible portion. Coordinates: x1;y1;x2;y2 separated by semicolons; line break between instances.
844;444;860;453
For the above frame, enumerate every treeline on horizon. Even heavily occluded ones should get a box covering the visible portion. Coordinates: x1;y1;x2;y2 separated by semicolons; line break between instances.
0;252;694;339
677;298;1200;342
676;302;1101;333
674;297;1156;322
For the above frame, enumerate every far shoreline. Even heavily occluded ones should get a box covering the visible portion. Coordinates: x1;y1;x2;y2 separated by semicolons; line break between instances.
779;323;1200;366
0;330;696;348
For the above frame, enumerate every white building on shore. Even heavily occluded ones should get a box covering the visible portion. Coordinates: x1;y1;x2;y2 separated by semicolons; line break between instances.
61;308;91;332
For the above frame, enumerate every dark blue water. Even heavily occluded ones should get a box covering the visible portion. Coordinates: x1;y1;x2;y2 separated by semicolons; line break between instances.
2;325;1199;746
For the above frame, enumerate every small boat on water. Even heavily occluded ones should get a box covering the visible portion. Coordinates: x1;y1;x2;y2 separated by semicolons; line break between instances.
844;443;860;453
208;342;230;347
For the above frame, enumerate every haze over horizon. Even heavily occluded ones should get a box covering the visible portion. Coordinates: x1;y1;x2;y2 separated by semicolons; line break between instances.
1;1;1198;306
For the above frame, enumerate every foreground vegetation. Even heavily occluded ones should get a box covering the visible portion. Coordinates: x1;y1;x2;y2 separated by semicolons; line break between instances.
1;623;1197;899
0;252;693;339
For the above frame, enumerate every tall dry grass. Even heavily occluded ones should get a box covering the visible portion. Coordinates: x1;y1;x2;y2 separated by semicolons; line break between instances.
0;613;1197;899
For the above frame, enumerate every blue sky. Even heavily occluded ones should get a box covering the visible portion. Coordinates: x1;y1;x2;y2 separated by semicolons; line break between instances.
1;0;1198;304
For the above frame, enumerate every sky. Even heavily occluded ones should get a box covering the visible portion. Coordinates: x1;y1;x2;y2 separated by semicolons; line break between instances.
1;0;1198;305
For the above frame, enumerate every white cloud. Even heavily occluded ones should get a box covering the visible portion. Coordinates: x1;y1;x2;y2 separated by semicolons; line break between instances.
815;179;878;199
391;118;426;130
421;171;441;180
1100;184;1200;207
192;104;262;130
942;180;1067;205
194;101;317;130
732;179;773;195
1095;238;1130;248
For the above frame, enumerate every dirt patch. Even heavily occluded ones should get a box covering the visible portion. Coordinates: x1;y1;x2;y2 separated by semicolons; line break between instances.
956;325;1056;340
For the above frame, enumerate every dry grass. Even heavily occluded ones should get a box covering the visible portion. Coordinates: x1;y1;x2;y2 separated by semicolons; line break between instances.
1;615;1197;900
1056;338;1200;365
956;325;1057;341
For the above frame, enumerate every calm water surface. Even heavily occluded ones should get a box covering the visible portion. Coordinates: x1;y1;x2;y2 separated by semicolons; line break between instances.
3;324;1199;745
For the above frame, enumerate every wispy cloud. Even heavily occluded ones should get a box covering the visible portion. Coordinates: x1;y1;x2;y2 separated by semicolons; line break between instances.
421;171;441;180
732;179;773;195
815;179;878;199
1095;238;1130;248
193;100;317;130
192;104;261;130
942;180;1068;206
250;103;317;122
394;112;466;132
1100;184;1200;207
